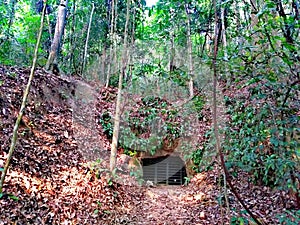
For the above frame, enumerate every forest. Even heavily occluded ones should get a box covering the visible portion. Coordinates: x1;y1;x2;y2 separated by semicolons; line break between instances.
0;0;299;224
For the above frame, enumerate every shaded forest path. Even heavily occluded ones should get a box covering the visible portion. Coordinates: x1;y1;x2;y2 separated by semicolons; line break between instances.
119;170;296;225
128;185;213;225
117;172;228;225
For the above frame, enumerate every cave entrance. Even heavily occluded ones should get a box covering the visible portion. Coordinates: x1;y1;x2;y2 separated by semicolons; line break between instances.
142;156;187;185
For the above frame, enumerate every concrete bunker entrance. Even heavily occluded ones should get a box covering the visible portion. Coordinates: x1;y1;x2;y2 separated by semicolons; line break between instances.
142;156;187;185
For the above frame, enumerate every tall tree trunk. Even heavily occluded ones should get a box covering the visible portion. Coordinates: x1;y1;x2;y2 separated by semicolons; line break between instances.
45;0;68;72
112;0;118;74
46;13;53;44
250;0;258;28
106;0;116;88
273;0;295;45
221;4;227;59
7;0;16;38
82;2;95;75
169;8;175;73
101;47;107;82
69;0;77;72
169;34;175;72
124;0;136;84
110;0;130;172
0;2;47;193
185;4;194;98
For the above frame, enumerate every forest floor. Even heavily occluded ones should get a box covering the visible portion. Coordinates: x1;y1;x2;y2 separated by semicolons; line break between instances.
0;66;298;224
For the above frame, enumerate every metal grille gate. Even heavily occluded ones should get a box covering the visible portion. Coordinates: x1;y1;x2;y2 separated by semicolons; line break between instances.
142;156;187;185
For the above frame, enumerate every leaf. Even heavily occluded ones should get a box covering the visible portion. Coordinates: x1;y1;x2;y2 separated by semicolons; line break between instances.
245;77;260;86
103;210;111;214
97;201;102;206
281;55;293;66
8;194;19;201
270;137;279;147
257;8;266;19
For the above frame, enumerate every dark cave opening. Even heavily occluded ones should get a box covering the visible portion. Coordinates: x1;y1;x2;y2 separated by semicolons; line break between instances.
142;156;187;185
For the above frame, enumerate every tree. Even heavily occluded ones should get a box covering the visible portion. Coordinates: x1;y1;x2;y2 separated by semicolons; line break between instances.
82;2;95;74
106;0;117;88
45;0;68;73
109;0;131;172
185;2;194;98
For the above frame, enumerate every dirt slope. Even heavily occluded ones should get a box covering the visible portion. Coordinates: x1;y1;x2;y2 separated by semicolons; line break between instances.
0;66;126;224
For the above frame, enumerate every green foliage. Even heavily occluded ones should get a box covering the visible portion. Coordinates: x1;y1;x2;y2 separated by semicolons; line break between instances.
129;170;144;185
8;194;19;201
8;72;17;78
214;0;300;195
99;93;185;156
108;74;120;88
219;0;300;191
191;95;205;119
189;127;215;173
168;69;188;87
120;95;182;154
224;92;299;187
0;1;48;65
183;176;190;186
99;111;113;139
133;63;168;79
224;32;299;188
230;216;249;225
191;148;205;169
103;210;111;214
93;200;102;214
277;210;300;225
0;193;19;201
107;177;113;186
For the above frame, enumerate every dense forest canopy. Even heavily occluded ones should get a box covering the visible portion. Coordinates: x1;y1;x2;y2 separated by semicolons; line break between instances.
0;0;299;224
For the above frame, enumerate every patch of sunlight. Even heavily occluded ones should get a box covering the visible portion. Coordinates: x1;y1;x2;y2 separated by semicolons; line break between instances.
8;170;45;194
33;130;56;144
146;0;158;7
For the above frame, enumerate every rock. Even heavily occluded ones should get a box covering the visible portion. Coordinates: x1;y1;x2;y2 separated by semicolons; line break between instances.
194;192;205;201
145;180;154;187
199;211;206;219
116;154;132;171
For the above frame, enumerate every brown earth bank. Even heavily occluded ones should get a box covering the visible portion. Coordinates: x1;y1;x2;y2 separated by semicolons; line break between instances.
0;66;298;224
